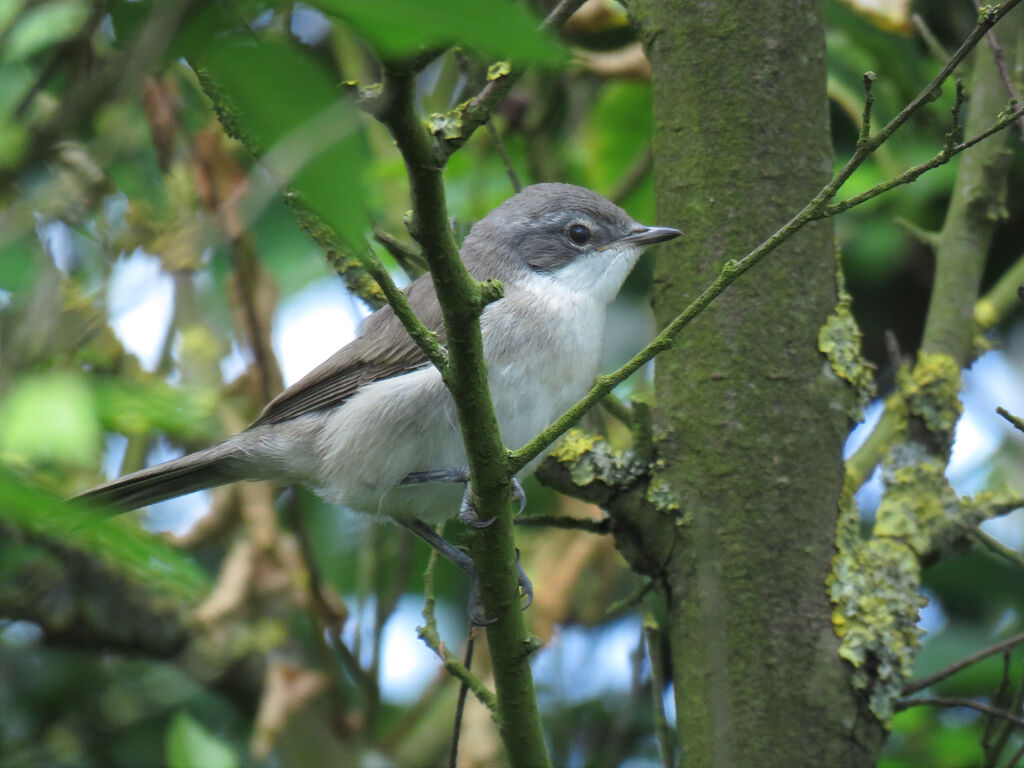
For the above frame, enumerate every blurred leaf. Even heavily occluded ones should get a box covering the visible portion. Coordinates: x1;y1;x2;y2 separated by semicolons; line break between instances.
0;232;39;293
0;372;101;466
190;34;370;248
1;1;90;63
0;468;209;600
92;377;220;440
166;710;239;768
310;0;564;64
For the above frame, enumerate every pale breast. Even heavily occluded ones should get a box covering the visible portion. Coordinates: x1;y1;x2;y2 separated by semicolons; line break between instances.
482;278;606;454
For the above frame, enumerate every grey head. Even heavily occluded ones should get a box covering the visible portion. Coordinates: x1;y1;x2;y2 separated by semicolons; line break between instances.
460;183;681;279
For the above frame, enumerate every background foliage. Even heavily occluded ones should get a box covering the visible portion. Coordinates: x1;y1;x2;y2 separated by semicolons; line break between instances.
2;0;1024;765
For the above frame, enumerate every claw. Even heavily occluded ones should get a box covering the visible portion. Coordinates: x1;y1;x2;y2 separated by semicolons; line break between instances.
468;575;498;626
511;478;527;516
459;484;497;528
515;548;533;609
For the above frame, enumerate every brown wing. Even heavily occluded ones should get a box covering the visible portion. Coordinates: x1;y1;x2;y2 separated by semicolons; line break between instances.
249;273;445;428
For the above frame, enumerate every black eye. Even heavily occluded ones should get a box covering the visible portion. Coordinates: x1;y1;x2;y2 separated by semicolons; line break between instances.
567;223;591;246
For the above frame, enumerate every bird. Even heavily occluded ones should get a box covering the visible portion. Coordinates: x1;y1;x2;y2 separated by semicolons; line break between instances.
75;182;681;620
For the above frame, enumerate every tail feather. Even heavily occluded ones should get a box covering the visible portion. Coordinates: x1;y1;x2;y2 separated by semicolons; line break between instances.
74;442;250;512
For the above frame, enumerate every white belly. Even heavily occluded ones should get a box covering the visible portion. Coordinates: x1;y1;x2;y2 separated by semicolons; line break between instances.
277;281;606;522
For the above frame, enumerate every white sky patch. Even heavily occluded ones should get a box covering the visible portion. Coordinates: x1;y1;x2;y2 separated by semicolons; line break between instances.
273;278;367;386
107;249;174;372
948;350;1018;490
532;616;642;705
342;595;462;704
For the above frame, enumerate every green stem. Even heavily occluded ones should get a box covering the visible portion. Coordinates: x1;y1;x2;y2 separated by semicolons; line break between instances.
378;63;551;768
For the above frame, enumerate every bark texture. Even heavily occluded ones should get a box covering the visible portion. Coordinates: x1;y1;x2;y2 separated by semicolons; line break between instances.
629;1;886;764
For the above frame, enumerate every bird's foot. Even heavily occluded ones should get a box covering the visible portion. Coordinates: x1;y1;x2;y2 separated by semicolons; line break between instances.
400;467;527;528
467;548;533;625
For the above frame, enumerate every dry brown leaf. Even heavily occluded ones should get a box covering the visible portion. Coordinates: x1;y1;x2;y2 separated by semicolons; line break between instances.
251;661;328;759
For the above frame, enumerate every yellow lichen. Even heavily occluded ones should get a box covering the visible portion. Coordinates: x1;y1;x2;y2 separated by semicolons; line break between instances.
897;352;962;437
973;298;999;329
550;428;600;463
645;477;680;513
828;533;925;722
487;61;512;80
818;254;876;414
425;111;463;140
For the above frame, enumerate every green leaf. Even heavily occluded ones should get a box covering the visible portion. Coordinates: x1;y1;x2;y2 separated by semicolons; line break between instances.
0;469;209;600
166;710;239;768
310;0;564;64
190;35;369;248
0;372;101;466
1;1;91;63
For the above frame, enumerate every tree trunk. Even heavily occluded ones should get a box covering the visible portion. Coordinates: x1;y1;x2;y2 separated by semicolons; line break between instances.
629;1;887;763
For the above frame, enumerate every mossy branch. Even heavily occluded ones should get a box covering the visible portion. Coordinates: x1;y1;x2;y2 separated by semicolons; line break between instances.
430;0;587;160
820;103;1023;217
354;246;449;372
377;60;551;768
507;0;1023;473
417;544;497;712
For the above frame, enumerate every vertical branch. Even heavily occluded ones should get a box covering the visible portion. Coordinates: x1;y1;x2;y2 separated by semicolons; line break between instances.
377;60;551;768
920;15;1019;365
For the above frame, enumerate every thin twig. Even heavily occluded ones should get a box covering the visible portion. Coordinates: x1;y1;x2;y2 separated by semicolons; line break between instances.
356;245;449;371
432;0;588;160
599;392;634;427
417;531;497;712
981;650;1013;754
972;0;1024;143
903;629;1024;695
644;616;674;768
973;529;1024;571
609;147;654;205
449;631;476;768
485;118;523;193
911;13;951;63
822;104;1024;217
372;228;428;278
284;491;379;712
541;0;589;31
514;515;611;533
998;406;1024;433
858;72;876;147
894;696;1024;728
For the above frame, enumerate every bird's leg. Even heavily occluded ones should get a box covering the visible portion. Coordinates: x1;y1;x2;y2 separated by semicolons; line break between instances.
402;519;532;625
400;467;527;528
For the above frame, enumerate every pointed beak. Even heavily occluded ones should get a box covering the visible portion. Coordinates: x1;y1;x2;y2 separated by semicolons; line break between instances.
615;225;683;247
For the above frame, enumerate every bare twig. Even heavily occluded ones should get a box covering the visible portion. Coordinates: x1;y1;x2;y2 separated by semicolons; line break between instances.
821;104;1024;217
972;528;1024;571
644;616;674;768
972;0;1024;142
541;0;589;31
894;696;1024;728
284;492;378;709
485;118;523;193
432;0;588;160
911;13;951;63
355;245;449;371
417;535;497;712
373;228;428;278
998;406;1024;433
514;514;611;534
609;147;654;205
903;630;1024;695
448;631;477;768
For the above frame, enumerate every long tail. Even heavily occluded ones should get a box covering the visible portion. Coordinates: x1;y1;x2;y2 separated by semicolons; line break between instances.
74;441;251;512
